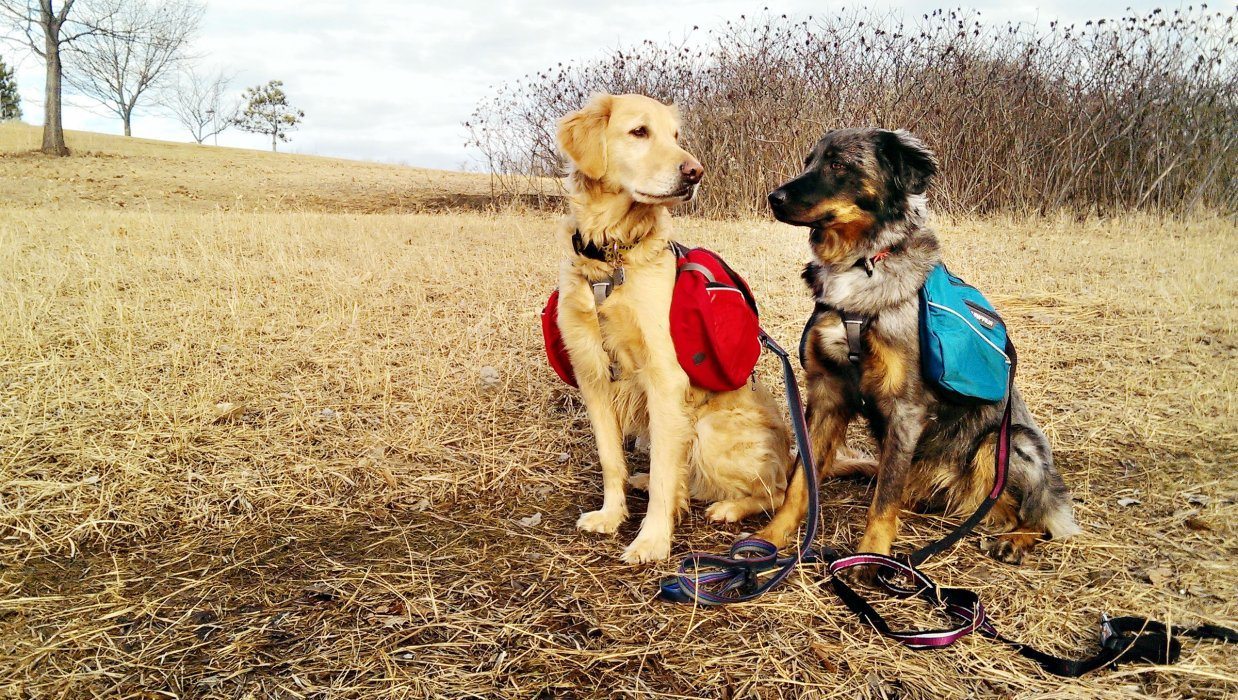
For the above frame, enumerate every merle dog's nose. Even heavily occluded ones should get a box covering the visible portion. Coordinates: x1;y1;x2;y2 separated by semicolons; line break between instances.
768;189;788;208
680;158;704;184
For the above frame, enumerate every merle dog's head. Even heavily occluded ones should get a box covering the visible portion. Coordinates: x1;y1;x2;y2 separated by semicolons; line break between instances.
767;128;938;261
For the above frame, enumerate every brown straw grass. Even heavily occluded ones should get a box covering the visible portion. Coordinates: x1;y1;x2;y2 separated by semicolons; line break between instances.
1;125;1235;698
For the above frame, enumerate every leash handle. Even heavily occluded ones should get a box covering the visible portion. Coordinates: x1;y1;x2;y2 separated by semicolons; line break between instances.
828;552;992;648
658;330;819;604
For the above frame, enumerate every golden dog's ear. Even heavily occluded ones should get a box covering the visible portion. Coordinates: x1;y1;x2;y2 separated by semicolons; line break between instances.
557;94;613;180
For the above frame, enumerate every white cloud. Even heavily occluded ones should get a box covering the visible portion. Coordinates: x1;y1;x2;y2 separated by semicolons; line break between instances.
5;0;1171;168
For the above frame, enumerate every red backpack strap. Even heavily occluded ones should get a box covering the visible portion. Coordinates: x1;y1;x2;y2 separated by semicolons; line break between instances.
688;248;760;317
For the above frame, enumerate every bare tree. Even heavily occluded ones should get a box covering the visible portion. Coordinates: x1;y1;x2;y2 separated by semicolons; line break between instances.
165;65;235;144
234;80;303;152
63;0;202;137
0;0;117;155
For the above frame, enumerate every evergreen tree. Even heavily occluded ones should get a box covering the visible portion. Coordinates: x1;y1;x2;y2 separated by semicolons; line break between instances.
234;80;304;152
0;54;22;121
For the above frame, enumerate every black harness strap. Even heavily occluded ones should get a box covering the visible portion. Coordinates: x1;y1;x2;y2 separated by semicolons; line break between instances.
983;615;1226;677
841;311;869;365
798;303;827;369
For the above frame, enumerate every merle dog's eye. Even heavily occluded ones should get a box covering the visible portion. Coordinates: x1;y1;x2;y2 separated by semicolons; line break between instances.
830;161;846;171
630;126;648;138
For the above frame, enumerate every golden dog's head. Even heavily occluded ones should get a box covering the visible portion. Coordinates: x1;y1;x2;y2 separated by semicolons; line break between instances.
556;93;704;204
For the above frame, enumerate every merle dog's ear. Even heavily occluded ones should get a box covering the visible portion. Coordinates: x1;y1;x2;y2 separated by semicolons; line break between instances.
876;129;938;196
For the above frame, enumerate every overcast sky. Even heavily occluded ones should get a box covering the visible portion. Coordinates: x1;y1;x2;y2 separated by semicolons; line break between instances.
7;0;1171;170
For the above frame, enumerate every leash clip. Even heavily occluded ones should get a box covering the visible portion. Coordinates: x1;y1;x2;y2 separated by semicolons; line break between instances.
1099;612;1116;647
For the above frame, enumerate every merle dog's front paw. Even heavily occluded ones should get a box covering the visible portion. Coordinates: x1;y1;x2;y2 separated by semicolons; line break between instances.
836;562;881;588
980;532;1037;565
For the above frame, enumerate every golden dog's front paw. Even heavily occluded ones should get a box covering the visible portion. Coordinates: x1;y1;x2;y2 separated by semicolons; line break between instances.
621;532;671;564
705;499;749;523
576;508;626;534
751;524;794;550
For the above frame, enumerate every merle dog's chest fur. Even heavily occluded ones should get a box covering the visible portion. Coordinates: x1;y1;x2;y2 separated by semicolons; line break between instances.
804;221;940;319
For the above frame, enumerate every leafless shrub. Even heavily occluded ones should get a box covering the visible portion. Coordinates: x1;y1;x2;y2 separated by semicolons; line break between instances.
163;66;238;144
467;7;1236;217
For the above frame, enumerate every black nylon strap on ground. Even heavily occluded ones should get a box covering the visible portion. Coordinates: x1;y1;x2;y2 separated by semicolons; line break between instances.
987;616;1238;677
829;558;988;647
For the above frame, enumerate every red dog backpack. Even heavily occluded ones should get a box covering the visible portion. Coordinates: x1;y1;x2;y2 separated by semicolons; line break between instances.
541;245;762;393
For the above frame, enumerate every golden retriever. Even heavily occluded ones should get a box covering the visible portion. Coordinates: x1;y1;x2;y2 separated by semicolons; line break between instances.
553;93;793;563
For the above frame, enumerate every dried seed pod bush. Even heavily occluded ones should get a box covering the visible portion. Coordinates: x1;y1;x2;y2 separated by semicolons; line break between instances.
466;7;1236;217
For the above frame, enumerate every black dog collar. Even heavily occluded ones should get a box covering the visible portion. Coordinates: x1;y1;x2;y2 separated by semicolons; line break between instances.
571;230;608;262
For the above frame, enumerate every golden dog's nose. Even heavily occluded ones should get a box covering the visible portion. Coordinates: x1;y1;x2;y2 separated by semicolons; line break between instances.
680;158;704;184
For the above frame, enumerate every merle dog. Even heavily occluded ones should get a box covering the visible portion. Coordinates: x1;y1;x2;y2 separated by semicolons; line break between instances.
754;128;1079;568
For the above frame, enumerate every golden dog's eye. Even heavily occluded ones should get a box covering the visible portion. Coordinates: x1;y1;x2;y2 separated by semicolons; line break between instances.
630;126;648;138
830;161;846;171
674;131;680;140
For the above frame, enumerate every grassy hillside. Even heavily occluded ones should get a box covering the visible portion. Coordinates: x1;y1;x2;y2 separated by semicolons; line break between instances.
0;129;1235;698
0;122;554;213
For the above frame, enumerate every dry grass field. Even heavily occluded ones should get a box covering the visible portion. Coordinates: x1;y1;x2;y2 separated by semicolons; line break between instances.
1;123;1235;699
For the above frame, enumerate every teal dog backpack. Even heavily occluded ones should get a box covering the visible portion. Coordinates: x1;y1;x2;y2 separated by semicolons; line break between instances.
918;264;1010;403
